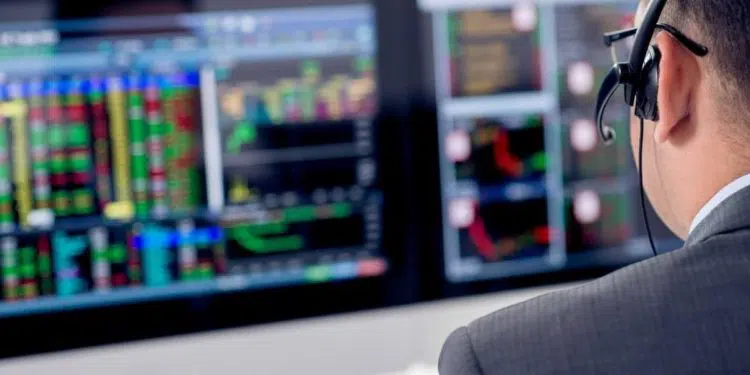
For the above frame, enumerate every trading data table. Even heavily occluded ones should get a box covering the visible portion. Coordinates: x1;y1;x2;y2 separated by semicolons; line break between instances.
421;0;681;282
0;3;386;316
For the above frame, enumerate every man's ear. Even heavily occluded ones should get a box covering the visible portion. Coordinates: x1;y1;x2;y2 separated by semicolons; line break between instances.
654;31;700;144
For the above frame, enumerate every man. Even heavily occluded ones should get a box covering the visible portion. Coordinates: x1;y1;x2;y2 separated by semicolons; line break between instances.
439;1;750;373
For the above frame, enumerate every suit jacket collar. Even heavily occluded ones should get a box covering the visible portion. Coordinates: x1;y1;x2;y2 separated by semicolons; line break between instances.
685;184;750;247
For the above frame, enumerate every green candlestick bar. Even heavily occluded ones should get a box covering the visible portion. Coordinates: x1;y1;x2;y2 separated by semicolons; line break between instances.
282;203;352;223
528;152;547;172
128;88;149;217
226;121;257;154
233;221;288;236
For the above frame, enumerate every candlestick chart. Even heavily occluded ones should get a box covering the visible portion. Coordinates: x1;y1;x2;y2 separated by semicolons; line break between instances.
459;199;551;262
218;56;375;153
218;56;376;206
454;115;546;184
0;72;205;229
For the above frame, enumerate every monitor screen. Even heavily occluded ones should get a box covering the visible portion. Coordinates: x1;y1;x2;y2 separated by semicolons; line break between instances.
419;0;682;283
0;1;386;318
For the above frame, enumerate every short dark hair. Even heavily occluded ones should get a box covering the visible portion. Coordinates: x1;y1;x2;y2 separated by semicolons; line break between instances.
662;1;750;123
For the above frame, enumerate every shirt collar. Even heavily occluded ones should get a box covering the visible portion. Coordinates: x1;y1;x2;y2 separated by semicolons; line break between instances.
689;174;750;234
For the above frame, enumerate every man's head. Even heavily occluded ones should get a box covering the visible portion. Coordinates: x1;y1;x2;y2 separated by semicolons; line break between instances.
631;0;750;239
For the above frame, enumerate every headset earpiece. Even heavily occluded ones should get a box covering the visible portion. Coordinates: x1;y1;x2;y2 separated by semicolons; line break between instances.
635;46;662;122
595;0;667;143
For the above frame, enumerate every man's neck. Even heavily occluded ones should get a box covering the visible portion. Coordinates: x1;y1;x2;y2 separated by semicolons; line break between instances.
689;173;750;234
683;162;750;237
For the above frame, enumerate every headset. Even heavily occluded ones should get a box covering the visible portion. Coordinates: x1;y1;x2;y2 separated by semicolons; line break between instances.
594;0;708;255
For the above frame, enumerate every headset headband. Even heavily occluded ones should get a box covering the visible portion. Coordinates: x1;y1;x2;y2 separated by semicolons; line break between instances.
625;0;667;105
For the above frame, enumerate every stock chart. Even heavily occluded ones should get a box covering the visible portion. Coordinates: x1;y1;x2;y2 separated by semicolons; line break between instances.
459;200;551;262
447;115;550;265
218;56;376;202
0;3;386;316
426;0;680;282
0;73;218;299
215;54;378;270
443;112;557;280
453;115;546;184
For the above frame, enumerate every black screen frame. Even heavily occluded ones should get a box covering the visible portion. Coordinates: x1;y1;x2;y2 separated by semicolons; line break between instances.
410;7;647;304
0;0;425;359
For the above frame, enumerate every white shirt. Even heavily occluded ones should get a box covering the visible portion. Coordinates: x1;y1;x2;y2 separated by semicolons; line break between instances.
689;173;750;234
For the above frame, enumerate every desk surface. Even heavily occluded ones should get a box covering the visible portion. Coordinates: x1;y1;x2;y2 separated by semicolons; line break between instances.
0;282;579;375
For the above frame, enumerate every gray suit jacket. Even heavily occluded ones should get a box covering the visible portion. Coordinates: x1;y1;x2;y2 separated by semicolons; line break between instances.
439;186;750;374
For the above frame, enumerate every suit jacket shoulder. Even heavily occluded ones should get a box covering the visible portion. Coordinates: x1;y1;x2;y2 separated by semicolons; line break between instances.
439;228;750;375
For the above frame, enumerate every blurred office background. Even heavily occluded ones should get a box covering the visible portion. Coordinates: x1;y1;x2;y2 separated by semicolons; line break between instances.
0;0;679;374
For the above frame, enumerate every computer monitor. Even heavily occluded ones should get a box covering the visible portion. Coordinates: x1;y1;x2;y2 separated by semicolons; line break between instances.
0;0;387;321
418;0;682;284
